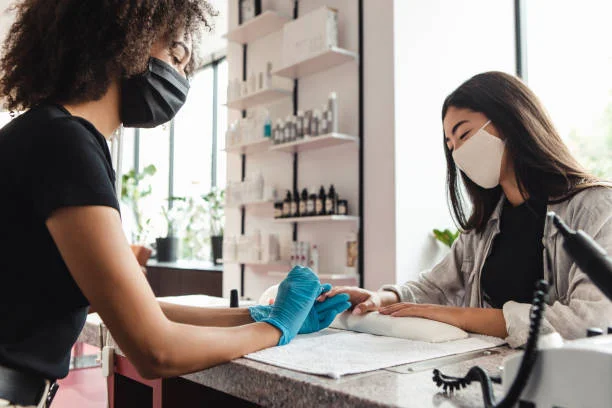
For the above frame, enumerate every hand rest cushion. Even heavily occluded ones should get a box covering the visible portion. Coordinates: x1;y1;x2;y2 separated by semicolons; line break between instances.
330;311;468;343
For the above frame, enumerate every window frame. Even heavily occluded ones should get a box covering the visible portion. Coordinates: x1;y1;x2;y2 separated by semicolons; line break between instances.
129;55;227;208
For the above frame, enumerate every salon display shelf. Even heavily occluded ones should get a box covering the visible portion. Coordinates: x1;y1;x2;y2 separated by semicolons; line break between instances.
220;259;290;268
223;138;271;154
274;215;359;224
226;87;293;111
272;47;359;79
269;133;359;153
224;11;291;45
268;271;358;281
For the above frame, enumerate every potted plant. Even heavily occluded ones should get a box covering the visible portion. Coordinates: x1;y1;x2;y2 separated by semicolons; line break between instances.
156;196;186;262
202;188;225;265
121;164;157;265
179;195;209;260
432;228;460;248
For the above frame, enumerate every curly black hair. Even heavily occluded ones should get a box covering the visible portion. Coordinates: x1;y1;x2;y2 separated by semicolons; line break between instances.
0;0;217;112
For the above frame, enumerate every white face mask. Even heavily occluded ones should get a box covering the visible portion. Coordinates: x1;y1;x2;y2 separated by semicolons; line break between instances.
451;120;505;189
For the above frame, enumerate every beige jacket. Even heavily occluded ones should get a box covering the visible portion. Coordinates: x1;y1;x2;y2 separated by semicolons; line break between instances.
382;187;612;348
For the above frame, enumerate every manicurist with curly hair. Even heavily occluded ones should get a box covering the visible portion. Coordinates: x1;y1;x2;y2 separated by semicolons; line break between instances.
0;2;350;406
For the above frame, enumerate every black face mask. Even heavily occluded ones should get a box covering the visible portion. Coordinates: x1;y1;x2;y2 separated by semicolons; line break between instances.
121;57;190;128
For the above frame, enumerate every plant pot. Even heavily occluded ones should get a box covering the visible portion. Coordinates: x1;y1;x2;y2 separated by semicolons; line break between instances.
156;237;179;262
211;235;223;265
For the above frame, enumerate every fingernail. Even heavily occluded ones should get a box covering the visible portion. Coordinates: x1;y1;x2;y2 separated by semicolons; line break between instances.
352;308;362;315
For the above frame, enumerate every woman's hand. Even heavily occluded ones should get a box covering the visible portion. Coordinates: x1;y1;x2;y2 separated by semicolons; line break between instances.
318;286;399;315
379;303;509;338
379;303;466;328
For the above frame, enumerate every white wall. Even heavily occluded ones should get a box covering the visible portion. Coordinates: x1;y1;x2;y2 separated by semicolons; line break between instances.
392;0;516;286
362;0;397;291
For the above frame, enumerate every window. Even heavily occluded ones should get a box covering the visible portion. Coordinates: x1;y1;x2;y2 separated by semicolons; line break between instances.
124;57;228;257
0;112;12;127
523;1;612;178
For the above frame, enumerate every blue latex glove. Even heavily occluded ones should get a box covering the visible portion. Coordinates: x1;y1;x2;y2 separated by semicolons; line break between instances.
298;283;351;334
258;266;321;345
249;284;352;335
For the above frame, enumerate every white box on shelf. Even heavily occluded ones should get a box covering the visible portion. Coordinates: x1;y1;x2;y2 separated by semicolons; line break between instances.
282;6;338;70
261;233;280;264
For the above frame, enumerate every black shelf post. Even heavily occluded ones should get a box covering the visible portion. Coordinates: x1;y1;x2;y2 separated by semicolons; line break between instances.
358;0;365;288
240;20;248;296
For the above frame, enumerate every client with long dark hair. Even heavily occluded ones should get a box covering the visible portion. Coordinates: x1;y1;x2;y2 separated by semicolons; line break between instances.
323;71;612;348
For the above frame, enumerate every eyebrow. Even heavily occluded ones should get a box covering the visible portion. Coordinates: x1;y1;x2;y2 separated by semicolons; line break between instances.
172;41;191;58
451;120;469;136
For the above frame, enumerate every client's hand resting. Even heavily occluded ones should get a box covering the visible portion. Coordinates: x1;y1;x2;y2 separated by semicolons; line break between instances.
317;286;389;315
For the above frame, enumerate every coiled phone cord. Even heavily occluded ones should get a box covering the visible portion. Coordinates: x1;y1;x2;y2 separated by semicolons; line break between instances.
432;279;550;408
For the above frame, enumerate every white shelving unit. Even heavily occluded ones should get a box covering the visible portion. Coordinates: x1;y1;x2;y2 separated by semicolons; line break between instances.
226;87;292;111
224;11;291;44
272;47;359;79
274;215;359;224
224;138;271;155
269;133;359;153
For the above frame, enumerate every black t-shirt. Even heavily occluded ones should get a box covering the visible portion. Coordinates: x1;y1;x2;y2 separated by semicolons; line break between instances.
481;197;547;309
0;104;119;379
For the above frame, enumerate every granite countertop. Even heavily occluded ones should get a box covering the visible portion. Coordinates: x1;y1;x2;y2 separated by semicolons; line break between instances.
146;259;223;272
78;313;515;408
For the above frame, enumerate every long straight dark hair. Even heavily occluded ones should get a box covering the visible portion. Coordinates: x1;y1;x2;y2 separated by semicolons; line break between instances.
442;71;606;233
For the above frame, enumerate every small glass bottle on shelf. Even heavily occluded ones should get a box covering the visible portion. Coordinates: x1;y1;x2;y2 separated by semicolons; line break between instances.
292;190;300;217
299;188;308;216
282;190;292;217
316;186;326;216
307;187;317;216
326;185;337;215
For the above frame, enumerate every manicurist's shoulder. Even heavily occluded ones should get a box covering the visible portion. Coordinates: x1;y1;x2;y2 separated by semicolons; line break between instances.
0;104;102;152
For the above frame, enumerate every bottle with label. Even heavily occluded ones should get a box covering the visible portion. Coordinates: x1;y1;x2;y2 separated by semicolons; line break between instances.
320;105;329;135
337;199;348;215
289;116;297;141
316;186;326;216
307;187;317;216
299;188;308;217
290;190;299;217
326;185;337;215
328;92;338;133
285;116;292;143
296;111;304;139
304;110;312;137
312;110;321;136
309;244;319;275
274;202;283;218
283;190;292;217
263;111;272;138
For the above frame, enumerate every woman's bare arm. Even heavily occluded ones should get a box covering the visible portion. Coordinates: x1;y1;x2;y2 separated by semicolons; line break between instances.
158;302;254;327
47;206;280;378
